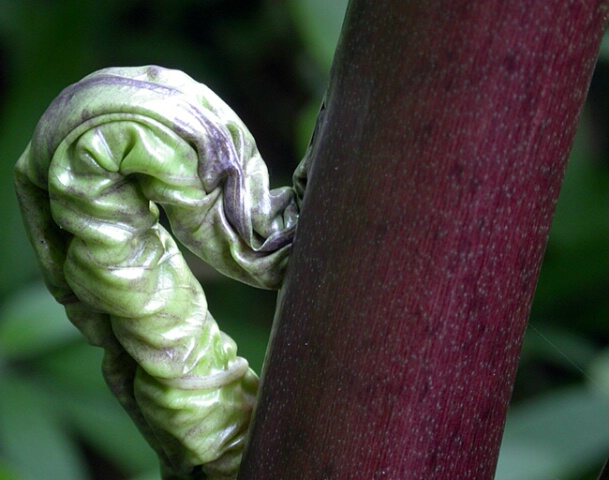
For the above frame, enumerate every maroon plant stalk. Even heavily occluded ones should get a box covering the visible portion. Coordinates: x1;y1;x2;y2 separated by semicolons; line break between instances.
239;1;608;478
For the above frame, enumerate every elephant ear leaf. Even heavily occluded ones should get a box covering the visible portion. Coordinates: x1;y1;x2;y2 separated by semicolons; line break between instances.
14;65;308;480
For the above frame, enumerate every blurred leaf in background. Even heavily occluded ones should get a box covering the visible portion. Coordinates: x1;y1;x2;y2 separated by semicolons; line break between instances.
0;1;606;479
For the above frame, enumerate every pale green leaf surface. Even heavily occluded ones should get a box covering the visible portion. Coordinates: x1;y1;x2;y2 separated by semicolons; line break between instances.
587;349;609;391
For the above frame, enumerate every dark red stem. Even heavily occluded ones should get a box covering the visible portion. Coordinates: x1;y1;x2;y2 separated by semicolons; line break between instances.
239;1;608;478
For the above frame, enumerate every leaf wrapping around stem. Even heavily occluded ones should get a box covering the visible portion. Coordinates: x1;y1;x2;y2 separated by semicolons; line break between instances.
14;65;308;480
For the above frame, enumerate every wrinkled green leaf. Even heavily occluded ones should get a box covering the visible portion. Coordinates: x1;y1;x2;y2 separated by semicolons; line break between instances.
14;65;307;479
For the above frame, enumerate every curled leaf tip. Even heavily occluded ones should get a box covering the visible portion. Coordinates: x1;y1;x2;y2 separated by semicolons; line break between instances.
14;65;308;479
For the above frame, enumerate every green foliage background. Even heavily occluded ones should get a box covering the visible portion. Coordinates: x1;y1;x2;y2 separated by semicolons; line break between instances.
0;1;606;479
